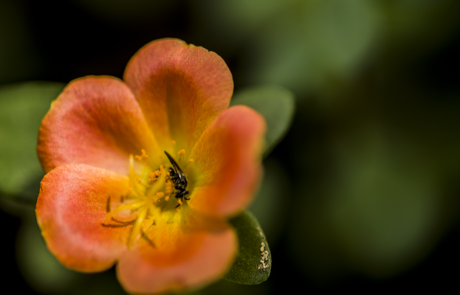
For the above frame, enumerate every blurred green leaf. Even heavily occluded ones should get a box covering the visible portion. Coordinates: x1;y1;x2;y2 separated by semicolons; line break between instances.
241;0;380;96
231;85;295;157
223;211;271;285
16;212;82;294
249;158;290;244
0;82;64;202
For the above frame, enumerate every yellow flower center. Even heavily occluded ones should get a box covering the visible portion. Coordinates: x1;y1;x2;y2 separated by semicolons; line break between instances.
103;145;194;248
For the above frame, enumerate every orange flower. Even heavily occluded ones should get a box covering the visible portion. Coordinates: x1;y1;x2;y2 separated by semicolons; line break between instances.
35;38;265;294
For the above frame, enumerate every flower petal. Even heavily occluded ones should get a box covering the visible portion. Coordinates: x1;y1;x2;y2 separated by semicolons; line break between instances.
123;38;233;153
36;164;133;272
37;76;161;174
188;106;266;216
117;221;236;294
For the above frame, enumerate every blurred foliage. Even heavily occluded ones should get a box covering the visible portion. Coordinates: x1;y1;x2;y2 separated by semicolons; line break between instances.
0;82;64;202
16;210;84;294
231;85;295;157
0;0;41;84
249;158;290;244
192;0;381;95
2;0;460;293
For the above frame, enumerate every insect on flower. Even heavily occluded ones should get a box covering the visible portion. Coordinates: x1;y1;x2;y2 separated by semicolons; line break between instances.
164;150;190;208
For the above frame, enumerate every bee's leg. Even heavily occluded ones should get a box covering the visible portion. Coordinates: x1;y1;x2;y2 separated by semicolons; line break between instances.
175;203;181;208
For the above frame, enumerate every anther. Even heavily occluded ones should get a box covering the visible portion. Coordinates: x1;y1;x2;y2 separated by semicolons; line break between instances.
184;158;193;169
171;140;176;145
135;149;149;161
141;149;148;158
148;172;156;183
178;149;185;163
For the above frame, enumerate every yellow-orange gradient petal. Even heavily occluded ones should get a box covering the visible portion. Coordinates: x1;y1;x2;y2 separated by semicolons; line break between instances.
188;106;266;217
117;222;236;294
37;76;161;175
36;164;133;272
123;38;233;155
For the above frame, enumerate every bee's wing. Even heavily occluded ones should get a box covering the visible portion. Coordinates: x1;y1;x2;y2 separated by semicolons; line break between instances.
164;151;183;173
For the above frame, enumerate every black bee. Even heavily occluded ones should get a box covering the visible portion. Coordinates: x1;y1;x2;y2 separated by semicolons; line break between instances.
164;151;189;208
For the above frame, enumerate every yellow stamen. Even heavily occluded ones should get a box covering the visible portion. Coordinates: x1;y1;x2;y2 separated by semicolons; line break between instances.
165;196;170;201
171;140;176;145
128;206;148;248
141;149;148;158
135;149;149;161
177;199;182;205
148;172;156;183
146;165;166;199
176;208;181;213
129;155;144;198
104;201;145;223
184;158;193;169
178;149;185;163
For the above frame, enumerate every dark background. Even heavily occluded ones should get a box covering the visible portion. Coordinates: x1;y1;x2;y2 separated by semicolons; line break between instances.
1;0;460;294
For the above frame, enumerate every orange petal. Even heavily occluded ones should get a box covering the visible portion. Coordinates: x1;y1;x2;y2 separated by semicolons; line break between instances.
36;164;133;272
188;106;266;216
117;223;236;294
123;38;233;153
37;76;161;174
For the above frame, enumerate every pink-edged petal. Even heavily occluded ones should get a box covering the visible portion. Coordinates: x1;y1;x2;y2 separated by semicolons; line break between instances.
188;105;266;216
117;225;236;294
123;38;233;153
36;164;133;272
37;76;161;174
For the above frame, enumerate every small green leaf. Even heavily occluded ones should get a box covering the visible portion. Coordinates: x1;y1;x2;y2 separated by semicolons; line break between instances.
230;85;295;157
0;82;64;202
223;211;271;284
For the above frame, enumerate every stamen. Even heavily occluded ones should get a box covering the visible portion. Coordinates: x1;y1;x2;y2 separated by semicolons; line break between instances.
128;206;148;248
176;208;181;213
155;192;164;202
129;155;144;198
171;140;176;145
178;149;185;163
148;172;156;183
146;165;166;199
184;158;193;169
134;149;149;161
104;201;145;223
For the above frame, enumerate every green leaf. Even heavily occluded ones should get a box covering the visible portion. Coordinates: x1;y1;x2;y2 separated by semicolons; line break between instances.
16;212;83;294
0;82;65;202
223;211;271;284
230;85;295;157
